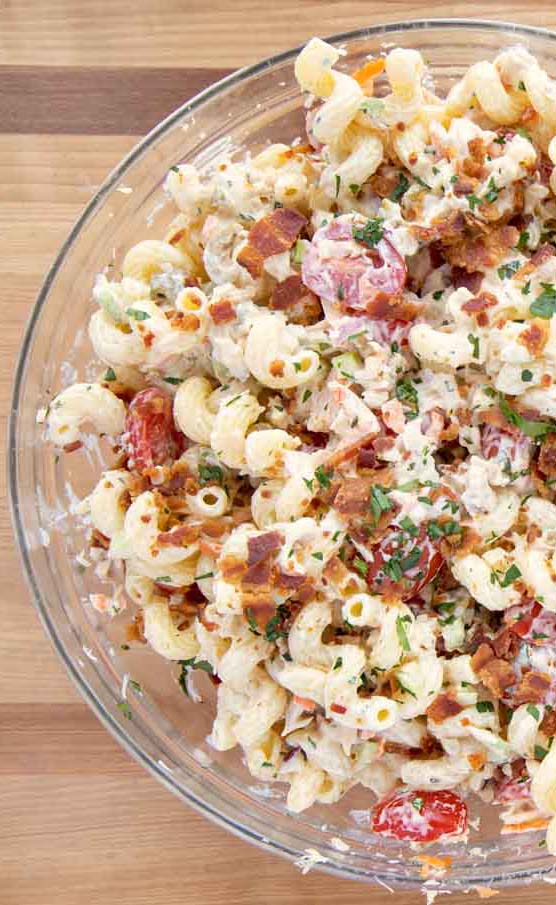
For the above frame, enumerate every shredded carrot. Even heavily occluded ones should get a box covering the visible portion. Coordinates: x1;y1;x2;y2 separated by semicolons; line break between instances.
473;887;500;899
352;58;385;87
468;752;487;771
500;817;550;834
293;695;316;711
416;854;452;878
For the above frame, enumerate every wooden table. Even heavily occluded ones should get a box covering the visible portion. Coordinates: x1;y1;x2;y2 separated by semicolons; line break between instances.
3;3;556;903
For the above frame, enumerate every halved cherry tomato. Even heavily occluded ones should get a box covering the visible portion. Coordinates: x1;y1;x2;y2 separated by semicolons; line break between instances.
372;789;468;843
481;424;532;471
125;387;183;471
301;216;406;313
365;526;444;600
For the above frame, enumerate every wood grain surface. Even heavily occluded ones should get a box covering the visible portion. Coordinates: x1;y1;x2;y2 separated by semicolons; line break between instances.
3;4;556;904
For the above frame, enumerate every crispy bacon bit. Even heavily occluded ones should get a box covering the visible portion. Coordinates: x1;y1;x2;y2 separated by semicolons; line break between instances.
209;299;236;325
461;292;497;315
333;476;375;515
471;642;515;698
157;523;200;547
478;659;515;698
63;440;83;453
325;433;381;468
275;570;307;589
269;274;321;325
442;225;519;273
126;612;146;643
518;319;549;357
452;267;483;294
515;242;556;279
237;208;306;277
512;670;552;705
247;531;282;566
369;164;403;199
426;693;464;723
242;594;276;627
330;702;347;714
243;558;273;586
243;531;283;586
539;434;556;477
453;176;479;196
91;528;110;549
412;212;466;244
540;708;556;737
220;554;246;582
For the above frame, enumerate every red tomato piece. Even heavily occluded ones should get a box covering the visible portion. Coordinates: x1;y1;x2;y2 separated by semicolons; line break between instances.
372;789;468;843
365;526;444;601
301;216;406;313
505;601;556;644
481;424;532;472
125;388;183;471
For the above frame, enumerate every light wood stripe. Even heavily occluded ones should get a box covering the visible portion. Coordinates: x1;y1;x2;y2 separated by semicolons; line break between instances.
0;67;231;134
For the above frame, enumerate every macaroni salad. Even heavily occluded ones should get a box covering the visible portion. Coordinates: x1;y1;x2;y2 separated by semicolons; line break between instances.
47;38;556;850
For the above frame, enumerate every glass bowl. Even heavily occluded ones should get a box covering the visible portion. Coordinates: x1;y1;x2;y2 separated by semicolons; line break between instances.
9;18;556;891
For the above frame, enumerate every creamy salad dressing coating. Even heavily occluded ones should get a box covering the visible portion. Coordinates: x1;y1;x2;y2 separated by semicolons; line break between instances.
46;39;556;850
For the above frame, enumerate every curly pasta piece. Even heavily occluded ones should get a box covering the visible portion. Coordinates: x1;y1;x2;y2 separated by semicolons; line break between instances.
244;315;319;389
122;239;194;283
210;391;263;468
173;376;217;444
47;383;125;446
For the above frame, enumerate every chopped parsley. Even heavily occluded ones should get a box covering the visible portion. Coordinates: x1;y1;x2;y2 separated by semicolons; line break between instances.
476;701;494;713
432;289;444;300
369;485;393;522
333;657;343;670
163;376;183;385
311;551;324;561
117;701;132;720
521;369;533;382
126;308;150;321
530;282;556;319
411;796;424;812
467;193;481;211
303;477;314;492
395;376;419;414
194;571;214;581
349;183;361;195
499;564;521;587
468;334;480;359
527;704;541;721
198;463;224;485
104;367;117;382
302;388;312;403
352;217;384;248
246;608;261;636
497;260;521;280
353;557;369;577
315;465;334;489
390;172;410;202
484;177;500;204
396;615;411;651
522;279;531;296
535;744;549;761
498;393;554;440
400;516;419;537
335;174;341;198
517;230;530;252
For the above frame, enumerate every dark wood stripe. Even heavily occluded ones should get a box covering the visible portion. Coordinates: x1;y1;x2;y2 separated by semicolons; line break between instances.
0;66;232;135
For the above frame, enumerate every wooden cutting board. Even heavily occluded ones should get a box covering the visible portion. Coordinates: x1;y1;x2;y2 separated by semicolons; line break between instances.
3;3;556;902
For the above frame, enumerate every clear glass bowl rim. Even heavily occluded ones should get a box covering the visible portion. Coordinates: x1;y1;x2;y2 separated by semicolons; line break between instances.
9;17;556;889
